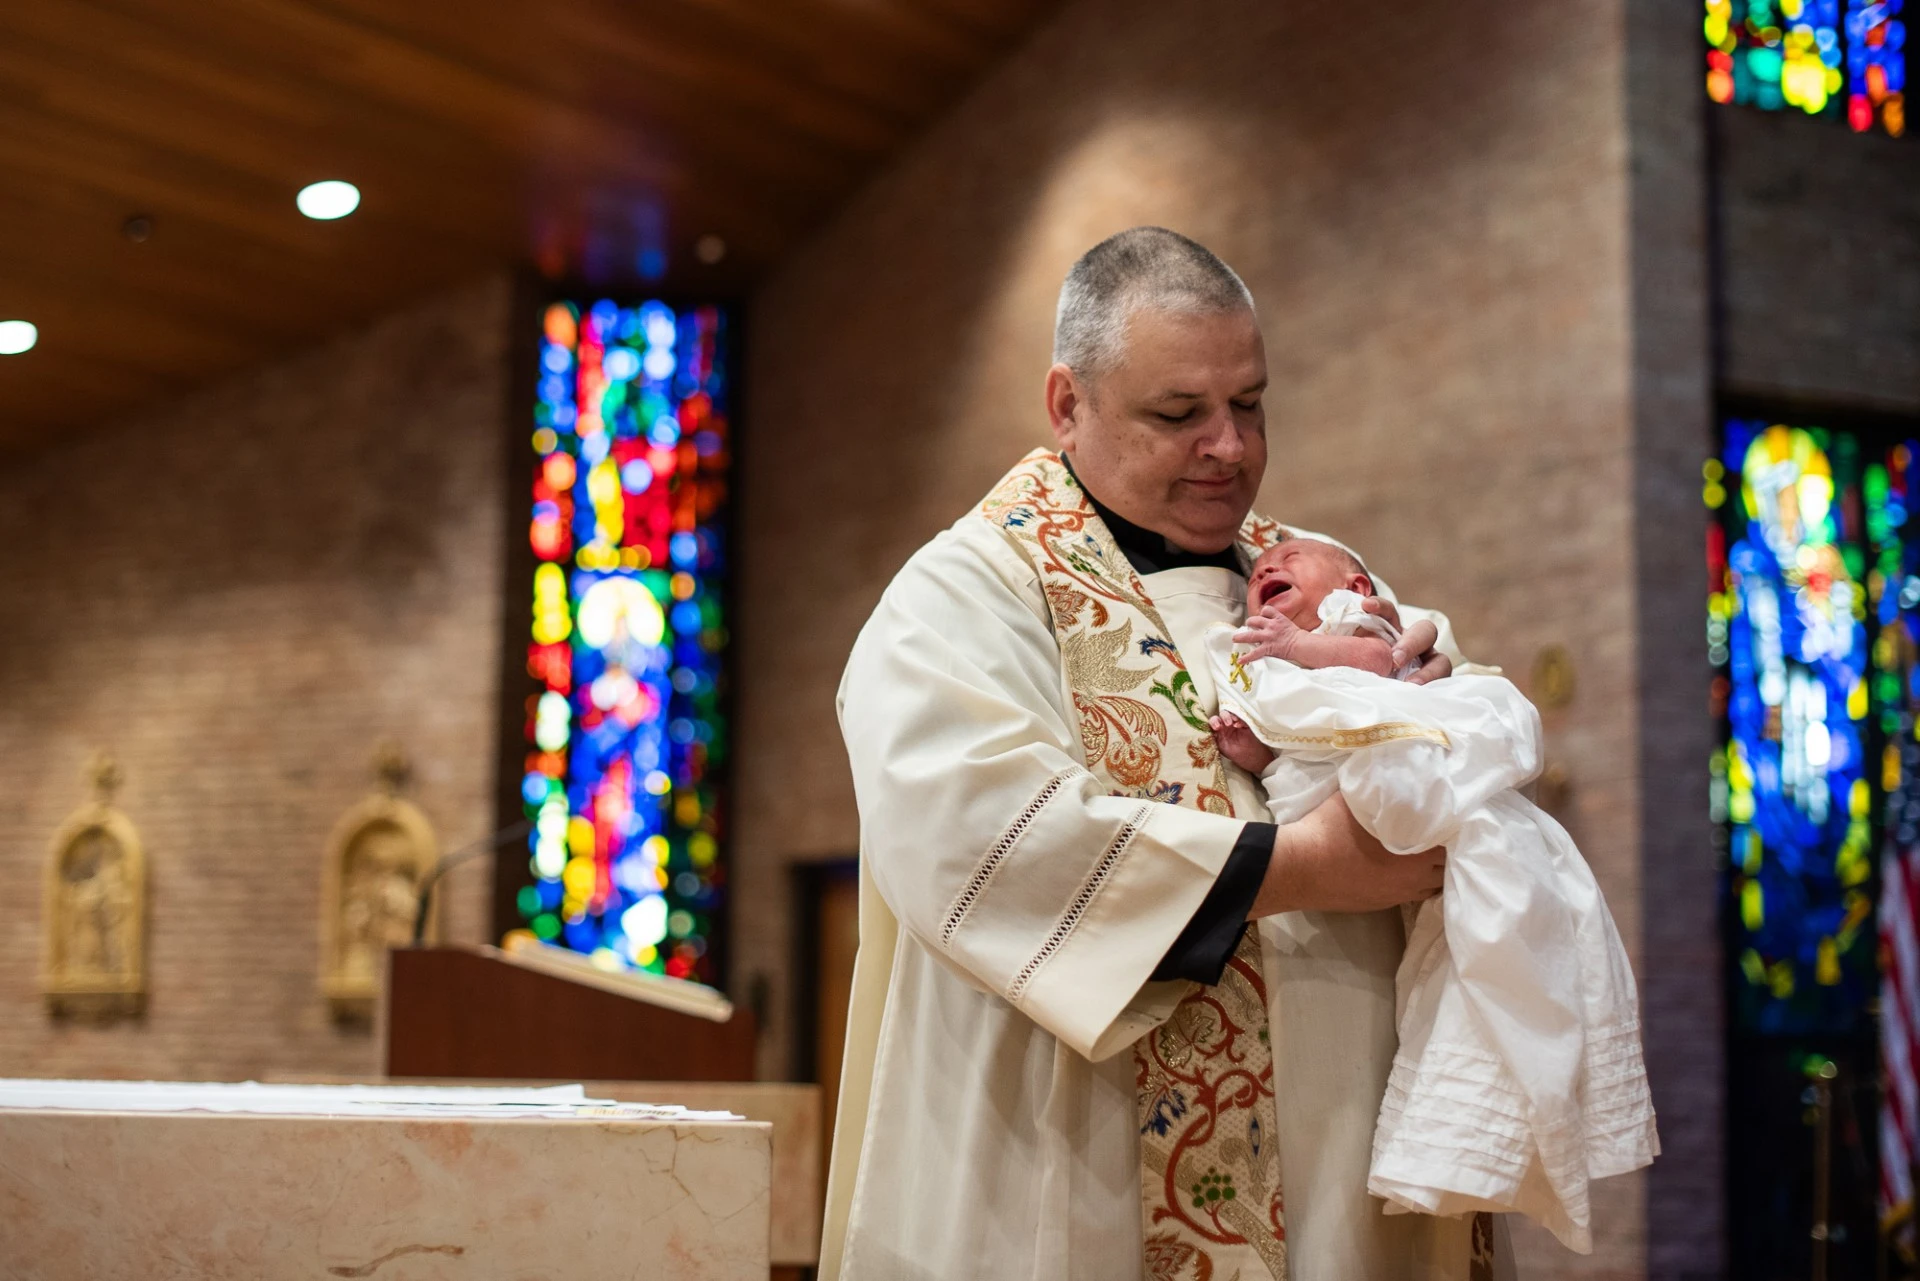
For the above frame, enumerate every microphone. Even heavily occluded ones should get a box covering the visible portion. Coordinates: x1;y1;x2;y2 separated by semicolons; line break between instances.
411;819;535;946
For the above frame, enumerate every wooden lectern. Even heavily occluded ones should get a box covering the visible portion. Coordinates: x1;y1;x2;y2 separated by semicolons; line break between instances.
385;941;757;1082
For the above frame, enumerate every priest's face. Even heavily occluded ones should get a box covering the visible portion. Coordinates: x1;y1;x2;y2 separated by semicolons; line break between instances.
1046;304;1267;554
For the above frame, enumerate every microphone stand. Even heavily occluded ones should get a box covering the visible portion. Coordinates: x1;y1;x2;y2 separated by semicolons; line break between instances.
1810;1057;1838;1281
411;819;534;946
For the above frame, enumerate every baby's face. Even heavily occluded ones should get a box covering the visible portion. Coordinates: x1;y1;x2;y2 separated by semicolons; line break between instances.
1246;541;1366;629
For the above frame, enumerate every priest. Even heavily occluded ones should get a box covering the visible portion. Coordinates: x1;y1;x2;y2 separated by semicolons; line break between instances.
822;226;1507;1280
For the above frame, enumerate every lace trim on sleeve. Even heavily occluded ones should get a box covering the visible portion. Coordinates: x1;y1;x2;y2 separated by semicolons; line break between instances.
1005;802;1150;1003
939;765;1087;949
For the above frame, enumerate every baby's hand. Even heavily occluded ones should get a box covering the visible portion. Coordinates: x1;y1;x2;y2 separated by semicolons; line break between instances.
1209;711;1275;775
1233;606;1302;664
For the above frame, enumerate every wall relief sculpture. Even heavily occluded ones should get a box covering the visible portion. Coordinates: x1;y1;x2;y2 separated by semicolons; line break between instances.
43;755;146;1019
319;743;438;1020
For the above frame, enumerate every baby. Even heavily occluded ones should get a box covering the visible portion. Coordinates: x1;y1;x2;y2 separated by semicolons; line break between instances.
1194;534;1657;1252
1208;537;1412;775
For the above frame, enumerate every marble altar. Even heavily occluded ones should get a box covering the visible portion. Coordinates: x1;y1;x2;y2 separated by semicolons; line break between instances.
575;1080;821;1267
0;1081;771;1280
264;1076;824;1268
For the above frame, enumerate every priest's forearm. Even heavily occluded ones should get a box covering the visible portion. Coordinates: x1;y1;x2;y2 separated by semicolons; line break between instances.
1251;792;1446;916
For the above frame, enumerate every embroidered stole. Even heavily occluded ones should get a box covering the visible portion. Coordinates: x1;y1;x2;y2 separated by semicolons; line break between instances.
983;449;1289;1281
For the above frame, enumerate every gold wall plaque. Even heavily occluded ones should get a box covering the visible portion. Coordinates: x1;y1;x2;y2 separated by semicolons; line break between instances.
319;744;438;1018
43;755;146;1018
1530;643;1577;710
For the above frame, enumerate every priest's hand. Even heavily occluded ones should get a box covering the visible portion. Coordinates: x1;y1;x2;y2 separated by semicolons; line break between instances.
1361;597;1450;685
1251;792;1445;916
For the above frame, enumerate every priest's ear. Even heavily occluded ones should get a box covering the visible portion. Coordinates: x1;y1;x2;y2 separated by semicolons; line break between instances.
1046;363;1087;450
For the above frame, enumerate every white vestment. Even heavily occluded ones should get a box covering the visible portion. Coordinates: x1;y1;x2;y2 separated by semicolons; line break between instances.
825;511;1505;1280
1203;610;1658;1254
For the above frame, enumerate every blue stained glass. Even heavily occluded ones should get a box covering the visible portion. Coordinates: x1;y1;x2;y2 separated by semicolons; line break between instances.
604;347;640;382
1712;420;1876;1033
1846;0;1909;133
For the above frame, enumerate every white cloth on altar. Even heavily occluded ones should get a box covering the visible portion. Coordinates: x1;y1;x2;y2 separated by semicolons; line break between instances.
1203;624;1658;1254
822;511;1490;1281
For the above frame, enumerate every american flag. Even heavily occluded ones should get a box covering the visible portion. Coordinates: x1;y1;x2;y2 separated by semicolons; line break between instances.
1884;844;1919;1246
1882;745;1920;1257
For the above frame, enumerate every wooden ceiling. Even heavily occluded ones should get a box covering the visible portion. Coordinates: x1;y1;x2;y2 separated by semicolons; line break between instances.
0;0;1056;450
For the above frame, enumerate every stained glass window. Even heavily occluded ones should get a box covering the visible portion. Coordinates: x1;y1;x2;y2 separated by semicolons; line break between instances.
1704;0;1906;137
1710;420;1876;1033
1706;0;1847;117
1846;0;1908;135
1713;418;1920;1272
516;298;730;982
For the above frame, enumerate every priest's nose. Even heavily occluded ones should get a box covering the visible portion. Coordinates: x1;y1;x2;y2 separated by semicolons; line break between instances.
1194;411;1246;463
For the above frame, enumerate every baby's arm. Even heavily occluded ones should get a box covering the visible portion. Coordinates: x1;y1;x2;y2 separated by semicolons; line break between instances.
1208;711;1274;774
1235;609;1400;677
1284;631;1399;676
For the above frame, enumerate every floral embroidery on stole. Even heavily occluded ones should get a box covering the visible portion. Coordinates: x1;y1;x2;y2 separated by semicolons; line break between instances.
983;449;1288;1281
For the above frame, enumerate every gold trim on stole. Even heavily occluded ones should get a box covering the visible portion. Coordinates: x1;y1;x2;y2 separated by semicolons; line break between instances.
983;449;1288;1281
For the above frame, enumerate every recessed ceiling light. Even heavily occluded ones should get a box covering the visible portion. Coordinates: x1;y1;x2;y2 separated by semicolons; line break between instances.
0;320;37;355
297;180;361;221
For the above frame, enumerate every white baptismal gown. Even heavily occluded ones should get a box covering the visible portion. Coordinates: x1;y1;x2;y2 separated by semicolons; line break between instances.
1204;591;1658;1254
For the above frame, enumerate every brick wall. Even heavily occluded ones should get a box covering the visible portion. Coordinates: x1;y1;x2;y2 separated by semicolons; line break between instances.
0;276;510;1083
737;0;1656;1275
1628;2;1720;1278
1716;106;1920;413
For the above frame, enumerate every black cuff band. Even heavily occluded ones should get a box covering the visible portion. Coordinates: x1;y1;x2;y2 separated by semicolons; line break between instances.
1149;821;1276;984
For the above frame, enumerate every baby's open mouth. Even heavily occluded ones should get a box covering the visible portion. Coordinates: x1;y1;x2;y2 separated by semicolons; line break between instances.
1257;577;1294;607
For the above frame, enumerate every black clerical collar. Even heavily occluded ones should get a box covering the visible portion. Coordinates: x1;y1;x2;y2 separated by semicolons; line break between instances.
1061;452;1243;577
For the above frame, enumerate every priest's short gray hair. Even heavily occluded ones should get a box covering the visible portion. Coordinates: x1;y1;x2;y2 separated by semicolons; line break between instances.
1052;227;1255;379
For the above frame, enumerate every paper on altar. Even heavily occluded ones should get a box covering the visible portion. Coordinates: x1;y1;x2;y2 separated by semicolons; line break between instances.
0;1078;742;1121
